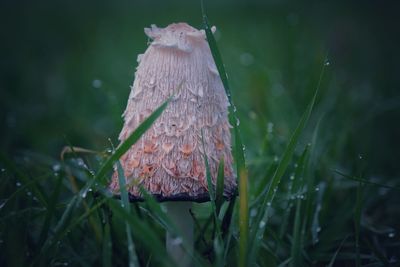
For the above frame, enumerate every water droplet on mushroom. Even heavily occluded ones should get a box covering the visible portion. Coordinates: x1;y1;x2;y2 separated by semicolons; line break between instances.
149;77;156;86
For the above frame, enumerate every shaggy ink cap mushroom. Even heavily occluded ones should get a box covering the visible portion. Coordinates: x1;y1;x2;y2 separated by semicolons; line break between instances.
110;23;237;202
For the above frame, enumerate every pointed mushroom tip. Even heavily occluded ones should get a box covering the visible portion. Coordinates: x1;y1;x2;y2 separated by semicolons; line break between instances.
144;24;162;39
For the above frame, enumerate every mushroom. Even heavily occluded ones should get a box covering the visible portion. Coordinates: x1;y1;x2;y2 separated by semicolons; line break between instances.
110;22;236;266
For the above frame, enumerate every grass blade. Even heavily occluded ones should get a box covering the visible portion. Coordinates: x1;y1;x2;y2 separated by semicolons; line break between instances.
201;5;248;266
108;200;175;267
0;153;49;208
102;221;112;267
201;1;246;176
334;170;400;190
117;161;139;267
248;55;327;265
238;169;249;267
93;98;170;185
215;158;225;215
38;173;63;246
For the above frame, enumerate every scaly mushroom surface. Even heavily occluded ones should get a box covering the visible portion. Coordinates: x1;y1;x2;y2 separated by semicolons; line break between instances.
110;22;236;202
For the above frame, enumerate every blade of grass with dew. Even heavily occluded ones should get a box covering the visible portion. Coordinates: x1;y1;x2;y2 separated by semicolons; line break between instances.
0;173;51;214
0;153;49;208
39;196;109;260
92;98;170;187
215;158;225;215
117;161;139;267
334;170;400;190
201;0;246;179
38;173;64;246
354;181;363;267
61;146;106;161
201;130;224;266
33;195;78;266
248;57;327;265
108;200;175;267
301;115;323;250
289;146;310;267
62;142;103;244
201;5;248;266
238;169;249;267
252;160;278;206
290;189;304;267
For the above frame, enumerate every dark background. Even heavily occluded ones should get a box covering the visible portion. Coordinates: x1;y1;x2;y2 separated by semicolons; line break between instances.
1;0;399;182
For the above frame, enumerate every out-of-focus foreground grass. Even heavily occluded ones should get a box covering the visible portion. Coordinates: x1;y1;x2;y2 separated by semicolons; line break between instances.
0;0;399;266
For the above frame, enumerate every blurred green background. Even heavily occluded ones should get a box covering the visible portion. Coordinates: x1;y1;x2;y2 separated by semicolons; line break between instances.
1;0;399;178
1;0;400;265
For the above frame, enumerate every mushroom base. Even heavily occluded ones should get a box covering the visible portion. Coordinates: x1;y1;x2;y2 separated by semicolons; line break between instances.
110;191;238;203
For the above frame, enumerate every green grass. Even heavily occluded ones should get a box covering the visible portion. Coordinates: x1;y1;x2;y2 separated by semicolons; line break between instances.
1;1;400;266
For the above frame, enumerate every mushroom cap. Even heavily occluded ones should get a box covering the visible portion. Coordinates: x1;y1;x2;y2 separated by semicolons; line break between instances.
110;23;237;202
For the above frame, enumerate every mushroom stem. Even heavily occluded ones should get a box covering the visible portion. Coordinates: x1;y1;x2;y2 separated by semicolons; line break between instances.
165;201;193;267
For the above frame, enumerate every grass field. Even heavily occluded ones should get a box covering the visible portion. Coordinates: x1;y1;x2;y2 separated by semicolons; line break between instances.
1;1;400;266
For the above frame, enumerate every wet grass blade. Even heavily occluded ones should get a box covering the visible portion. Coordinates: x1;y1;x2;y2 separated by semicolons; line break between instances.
0;153;49;208
354;181;363;267
201;1;246;176
94;98;170;185
117;161;139;267
290;194;303;267
38;173;63;246
238;169;249;267
109;200;175;267
215;158;225;215
0;173;51;214
248;56;327;265
201;5;248;266
201;129;224;266
334;170;400;190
